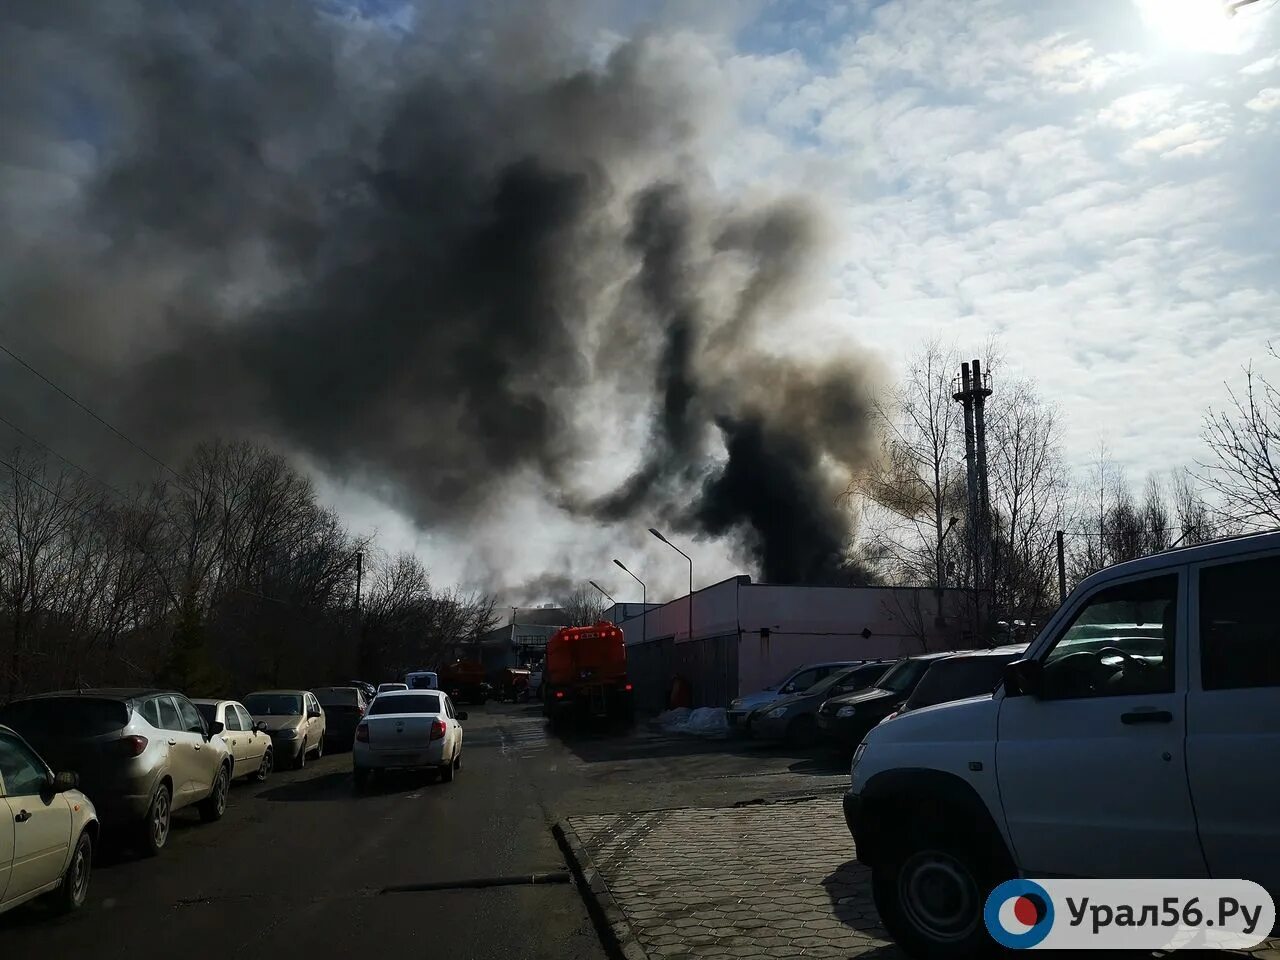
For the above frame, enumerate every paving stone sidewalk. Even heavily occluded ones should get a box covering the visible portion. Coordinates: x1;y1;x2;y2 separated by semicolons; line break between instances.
562;798;1280;960
565;797;896;959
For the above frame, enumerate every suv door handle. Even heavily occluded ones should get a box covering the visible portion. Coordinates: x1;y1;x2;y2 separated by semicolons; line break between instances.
1121;709;1173;725
14;809;31;823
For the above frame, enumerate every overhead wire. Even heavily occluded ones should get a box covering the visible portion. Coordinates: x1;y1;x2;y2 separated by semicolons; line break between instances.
0;338;183;483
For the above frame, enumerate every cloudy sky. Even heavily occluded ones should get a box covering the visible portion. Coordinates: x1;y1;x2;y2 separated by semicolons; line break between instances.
364;0;1280;593
6;0;1279;602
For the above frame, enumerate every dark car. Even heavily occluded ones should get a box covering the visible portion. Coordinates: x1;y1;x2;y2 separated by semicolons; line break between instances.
749;661;894;745
313;686;368;751
817;653;955;749
344;681;377;703
896;644;1029;717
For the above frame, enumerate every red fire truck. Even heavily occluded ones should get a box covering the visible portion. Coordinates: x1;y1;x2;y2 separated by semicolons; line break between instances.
542;621;633;725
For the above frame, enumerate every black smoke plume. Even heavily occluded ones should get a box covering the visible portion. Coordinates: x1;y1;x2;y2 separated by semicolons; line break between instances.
1;0;880;588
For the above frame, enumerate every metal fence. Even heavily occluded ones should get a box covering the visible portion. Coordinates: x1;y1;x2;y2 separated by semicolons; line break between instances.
627;633;739;712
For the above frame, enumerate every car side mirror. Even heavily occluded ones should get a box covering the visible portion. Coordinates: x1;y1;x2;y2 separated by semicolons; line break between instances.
781;684;796;695
309;709;322;718
208;721;225;737
254;720;268;733
459;711;469;722
51;771;79;793
1004;659;1043;698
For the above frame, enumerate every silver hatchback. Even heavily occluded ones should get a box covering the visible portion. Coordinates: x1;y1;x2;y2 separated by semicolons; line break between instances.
0;689;234;856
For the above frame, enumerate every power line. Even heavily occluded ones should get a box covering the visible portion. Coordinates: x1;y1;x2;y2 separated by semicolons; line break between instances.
0;339;182;482
0;412;133;500
0;453;102;522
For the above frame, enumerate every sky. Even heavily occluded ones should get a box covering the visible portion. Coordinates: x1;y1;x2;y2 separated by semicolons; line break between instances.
367;0;1280;596
5;0;1279;604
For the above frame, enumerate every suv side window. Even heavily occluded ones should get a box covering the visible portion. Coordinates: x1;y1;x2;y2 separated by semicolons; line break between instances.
0;733;49;797
141;697;163;728
176;697;206;735
1039;573;1178;700
1200;554;1280;690
157;696;183;731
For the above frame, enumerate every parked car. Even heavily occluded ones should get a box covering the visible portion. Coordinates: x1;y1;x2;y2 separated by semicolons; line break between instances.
344;681;378;702
404;670;439;690
0;689;232;856
0;725;98;915
191;699;274;782
749;662;894;744
352;690;467;788
844;531;1280;959
376;682;408;695
727;661;866;733
816;653;954;749
242;690;326;770
312;686;368;752
891;645;1028;719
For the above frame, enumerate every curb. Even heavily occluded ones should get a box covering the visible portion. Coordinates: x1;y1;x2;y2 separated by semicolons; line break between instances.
553;820;650;960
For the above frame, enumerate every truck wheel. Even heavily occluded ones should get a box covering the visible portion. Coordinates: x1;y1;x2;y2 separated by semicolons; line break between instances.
871;831;1002;960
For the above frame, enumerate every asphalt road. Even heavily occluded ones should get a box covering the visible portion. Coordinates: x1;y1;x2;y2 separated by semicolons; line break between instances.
0;703;848;959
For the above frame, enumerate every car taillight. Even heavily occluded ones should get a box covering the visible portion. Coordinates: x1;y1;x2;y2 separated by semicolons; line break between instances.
554;690;565;700
623;683;633;692
429;719;446;741
120;735;148;757
355;723;369;743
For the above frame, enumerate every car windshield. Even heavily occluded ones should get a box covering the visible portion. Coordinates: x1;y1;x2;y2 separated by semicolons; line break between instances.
194;703;218;726
803;668;861;698
314;688;358;706
243;694;303;716
876;659;933;694
369;695;440;715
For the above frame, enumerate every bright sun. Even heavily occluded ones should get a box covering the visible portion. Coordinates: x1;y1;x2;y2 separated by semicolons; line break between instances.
1132;0;1261;53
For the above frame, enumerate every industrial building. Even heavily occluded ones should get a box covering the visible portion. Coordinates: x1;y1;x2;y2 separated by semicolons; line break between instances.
616;576;976;712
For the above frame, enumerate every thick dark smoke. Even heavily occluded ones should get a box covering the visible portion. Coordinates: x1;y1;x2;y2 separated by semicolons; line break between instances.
1;0;881;589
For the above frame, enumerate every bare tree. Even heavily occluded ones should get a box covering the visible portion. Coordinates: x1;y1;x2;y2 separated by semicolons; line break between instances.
986;378;1072;632
1199;347;1280;529
858;341;967;588
558;585;607;626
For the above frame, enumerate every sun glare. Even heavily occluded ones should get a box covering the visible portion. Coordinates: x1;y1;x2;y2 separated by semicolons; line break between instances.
1133;0;1261;53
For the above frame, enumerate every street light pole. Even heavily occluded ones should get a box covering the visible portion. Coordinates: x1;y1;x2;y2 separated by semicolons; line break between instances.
588;579;614;621
613;559;647;643
649;527;693;644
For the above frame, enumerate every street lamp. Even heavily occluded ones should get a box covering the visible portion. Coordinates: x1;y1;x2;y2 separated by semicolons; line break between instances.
649;527;694;643
613;559;647;642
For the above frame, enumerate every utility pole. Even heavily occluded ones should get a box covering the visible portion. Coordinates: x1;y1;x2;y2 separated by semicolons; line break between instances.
354;549;363;613
1056;530;1067;606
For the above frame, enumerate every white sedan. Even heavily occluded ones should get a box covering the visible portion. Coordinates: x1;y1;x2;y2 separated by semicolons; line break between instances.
352;690;466;788
192;699;275;782
0;725;99;915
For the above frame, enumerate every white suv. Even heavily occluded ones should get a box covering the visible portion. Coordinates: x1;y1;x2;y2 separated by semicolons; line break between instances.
844;531;1280;959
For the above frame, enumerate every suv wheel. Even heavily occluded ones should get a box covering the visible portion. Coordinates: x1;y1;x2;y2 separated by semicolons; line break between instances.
199;765;230;822
139;783;171;857
872;832;999;960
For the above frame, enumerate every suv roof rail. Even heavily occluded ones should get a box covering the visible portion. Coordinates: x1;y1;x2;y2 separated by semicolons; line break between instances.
1160;527;1280;554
